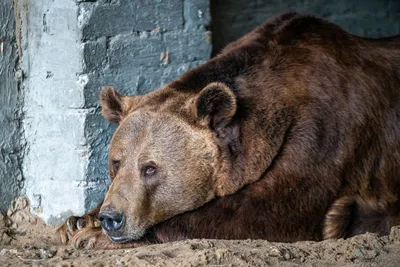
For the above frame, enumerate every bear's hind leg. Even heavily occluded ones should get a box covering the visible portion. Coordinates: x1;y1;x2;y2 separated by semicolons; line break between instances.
323;196;393;239
323;196;356;239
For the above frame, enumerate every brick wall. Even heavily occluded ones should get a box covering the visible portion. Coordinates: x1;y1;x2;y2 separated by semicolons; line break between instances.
0;0;24;211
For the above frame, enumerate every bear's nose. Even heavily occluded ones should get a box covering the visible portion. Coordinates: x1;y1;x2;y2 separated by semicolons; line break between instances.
98;211;124;233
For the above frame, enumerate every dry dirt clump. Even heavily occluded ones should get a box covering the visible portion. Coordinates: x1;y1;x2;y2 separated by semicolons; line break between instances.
0;197;399;267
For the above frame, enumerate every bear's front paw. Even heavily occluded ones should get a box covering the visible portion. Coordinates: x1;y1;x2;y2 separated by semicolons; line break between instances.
57;216;81;245
57;214;99;247
71;226;103;249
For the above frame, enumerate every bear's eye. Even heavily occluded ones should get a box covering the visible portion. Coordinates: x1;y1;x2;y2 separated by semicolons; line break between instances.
144;164;157;177
112;160;120;174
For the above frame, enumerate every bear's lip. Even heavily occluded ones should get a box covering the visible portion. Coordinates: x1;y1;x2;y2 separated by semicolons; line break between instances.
109;235;132;243
106;227;148;243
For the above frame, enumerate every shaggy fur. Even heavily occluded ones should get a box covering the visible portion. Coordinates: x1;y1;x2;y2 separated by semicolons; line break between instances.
58;12;400;249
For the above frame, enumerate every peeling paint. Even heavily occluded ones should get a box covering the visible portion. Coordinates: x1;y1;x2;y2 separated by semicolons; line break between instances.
160;50;170;65
12;0;28;63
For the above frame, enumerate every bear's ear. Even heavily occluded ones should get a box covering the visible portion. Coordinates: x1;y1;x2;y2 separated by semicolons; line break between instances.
100;86;126;124
194;82;237;131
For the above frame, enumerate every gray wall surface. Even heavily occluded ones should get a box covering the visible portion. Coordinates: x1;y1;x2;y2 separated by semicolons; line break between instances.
0;0;24;211
211;0;400;55
0;0;399;224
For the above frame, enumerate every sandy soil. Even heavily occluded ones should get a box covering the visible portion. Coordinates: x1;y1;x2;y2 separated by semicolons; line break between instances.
0;198;399;267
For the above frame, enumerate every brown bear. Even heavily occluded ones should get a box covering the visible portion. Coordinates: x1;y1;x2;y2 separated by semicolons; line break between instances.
58;12;400;249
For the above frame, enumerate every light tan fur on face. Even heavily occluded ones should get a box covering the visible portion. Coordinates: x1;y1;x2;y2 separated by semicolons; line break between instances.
102;108;219;240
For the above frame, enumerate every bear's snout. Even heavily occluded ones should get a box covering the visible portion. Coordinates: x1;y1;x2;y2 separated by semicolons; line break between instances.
98;209;125;234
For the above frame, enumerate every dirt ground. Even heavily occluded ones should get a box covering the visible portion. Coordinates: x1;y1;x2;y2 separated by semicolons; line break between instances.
0;198;399;267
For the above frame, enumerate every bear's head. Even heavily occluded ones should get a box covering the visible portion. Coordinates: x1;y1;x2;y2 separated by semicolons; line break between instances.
98;83;240;243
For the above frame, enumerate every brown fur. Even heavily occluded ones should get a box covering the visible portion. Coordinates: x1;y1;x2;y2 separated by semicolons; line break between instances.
58;13;400;249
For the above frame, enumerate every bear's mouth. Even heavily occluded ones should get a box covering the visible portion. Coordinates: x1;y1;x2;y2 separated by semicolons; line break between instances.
106;227;148;243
